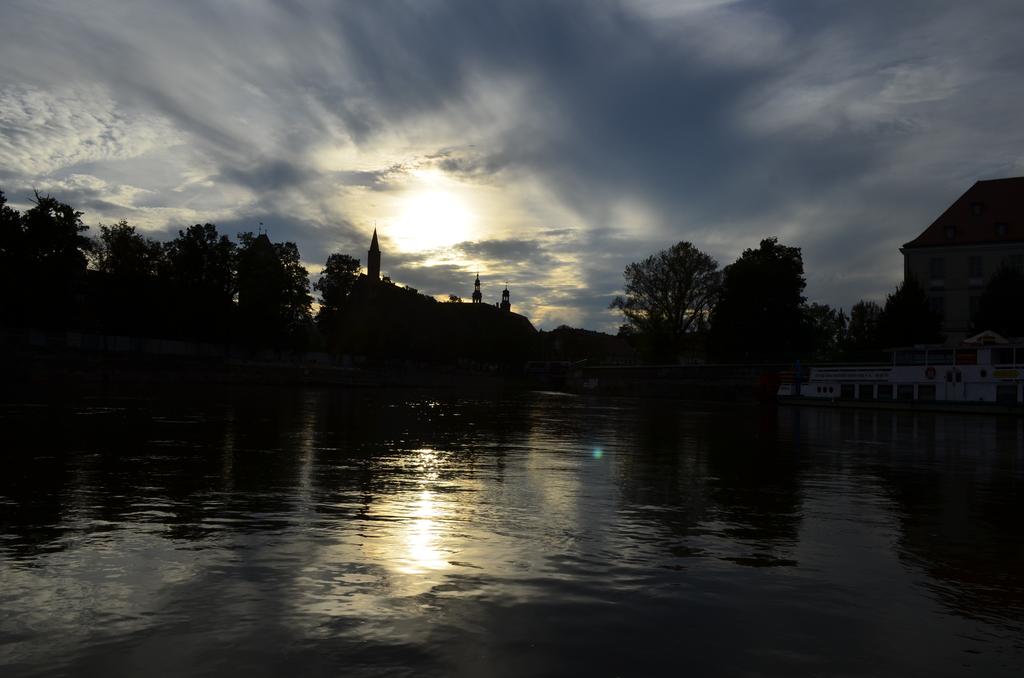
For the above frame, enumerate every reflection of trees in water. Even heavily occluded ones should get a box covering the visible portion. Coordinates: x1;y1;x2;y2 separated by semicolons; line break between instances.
614;401;803;566
878;414;1024;630
709;411;802;566
1;403;82;554
0;387;538;560
612;402;714;558
806;408;1024;631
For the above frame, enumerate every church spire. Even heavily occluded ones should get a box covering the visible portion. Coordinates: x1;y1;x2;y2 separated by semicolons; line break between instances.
367;228;381;281
500;282;510;312
472;272;482;304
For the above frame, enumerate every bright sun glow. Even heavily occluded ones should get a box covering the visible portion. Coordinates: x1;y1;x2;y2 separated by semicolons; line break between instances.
389;172;476;251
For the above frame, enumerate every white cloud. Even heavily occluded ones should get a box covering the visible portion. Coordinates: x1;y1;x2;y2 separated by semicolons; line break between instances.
0;85;178;176
2;0;1024;331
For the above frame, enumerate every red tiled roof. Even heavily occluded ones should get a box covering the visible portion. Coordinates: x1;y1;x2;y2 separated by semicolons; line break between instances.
902;177;1024;249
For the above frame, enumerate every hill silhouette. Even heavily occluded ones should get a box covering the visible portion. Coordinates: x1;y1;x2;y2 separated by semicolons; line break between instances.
332;277;537;366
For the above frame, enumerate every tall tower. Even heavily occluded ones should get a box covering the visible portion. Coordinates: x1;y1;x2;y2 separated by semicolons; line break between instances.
500;284;510;312
472;273;482;304
367;228;381;281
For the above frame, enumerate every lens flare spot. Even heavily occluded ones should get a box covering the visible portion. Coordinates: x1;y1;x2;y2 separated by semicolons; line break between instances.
592;448;603;460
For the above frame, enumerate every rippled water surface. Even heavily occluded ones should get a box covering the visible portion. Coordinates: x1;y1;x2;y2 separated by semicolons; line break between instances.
2;387;1023;676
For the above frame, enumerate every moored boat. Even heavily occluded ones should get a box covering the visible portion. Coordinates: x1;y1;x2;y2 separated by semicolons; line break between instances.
777;331;1024;411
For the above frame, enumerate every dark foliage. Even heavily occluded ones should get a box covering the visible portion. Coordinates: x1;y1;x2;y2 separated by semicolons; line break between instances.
709;237;806;362
236;232;313;349
973;265;1024;337
0;191;91;329
1;190;326;351
801;302;845;360
537;325;636;364
160;224;237;342
90;220;164;335
610;241;720;361
314;253;360;343
843;300;883;358
877;277;943;347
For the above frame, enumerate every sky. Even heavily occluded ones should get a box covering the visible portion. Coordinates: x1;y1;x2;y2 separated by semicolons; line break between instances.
2;0;1023;331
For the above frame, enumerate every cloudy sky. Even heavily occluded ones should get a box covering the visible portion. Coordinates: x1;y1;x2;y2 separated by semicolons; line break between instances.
2;0;1023;330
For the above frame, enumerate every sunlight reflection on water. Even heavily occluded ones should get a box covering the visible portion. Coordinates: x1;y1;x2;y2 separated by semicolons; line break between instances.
1;390;1022;677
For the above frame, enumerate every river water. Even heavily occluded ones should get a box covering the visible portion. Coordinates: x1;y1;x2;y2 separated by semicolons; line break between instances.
1;387;1022;676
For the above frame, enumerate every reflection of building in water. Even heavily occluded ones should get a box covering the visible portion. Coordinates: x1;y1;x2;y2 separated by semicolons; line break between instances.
783;407;1024;631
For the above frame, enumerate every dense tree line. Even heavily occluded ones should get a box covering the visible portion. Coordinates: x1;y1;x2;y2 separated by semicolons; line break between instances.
0;190;363;352
609;234;1023;363
8;188;1020;364
0;189;525;362
0;190;90;330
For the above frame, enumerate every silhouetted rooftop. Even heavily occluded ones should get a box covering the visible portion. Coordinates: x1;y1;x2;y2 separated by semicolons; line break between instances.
903;177;1024;249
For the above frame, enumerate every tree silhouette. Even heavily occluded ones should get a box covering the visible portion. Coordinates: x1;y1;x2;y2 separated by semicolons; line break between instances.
876;277;942;347
844;300;882;356
0;191;91;328
610;241;720;361
91;220;162;277
91;220;164;334
0;191;25;326
161;224;236;341
710;237;806;361
314;253;360;342
801;302;845;360
973;265;1024;337
236;232;311;349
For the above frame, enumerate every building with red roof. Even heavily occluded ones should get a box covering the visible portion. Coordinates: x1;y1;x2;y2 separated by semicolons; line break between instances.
901;177;1024;341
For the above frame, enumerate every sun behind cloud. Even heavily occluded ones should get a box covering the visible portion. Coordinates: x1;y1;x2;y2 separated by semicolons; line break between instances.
388;170;476;252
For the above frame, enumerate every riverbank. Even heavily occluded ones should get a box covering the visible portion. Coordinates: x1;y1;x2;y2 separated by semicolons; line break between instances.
565;363;786;402
0;343;525;392
778;396;1024;416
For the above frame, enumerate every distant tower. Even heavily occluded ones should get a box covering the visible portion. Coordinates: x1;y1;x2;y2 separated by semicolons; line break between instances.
367;228;381;281
472;272;482;304
500;283;511;312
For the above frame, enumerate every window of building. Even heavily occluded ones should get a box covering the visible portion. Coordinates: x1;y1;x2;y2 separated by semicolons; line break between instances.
897;385;915;401
877;384;894;400
944;225;957;239
969;255;983;279
858;384;874;400
927;296;945;319
956;349;978;365
992;348;1014;365
1009;254;1023;271
996;385;1019;404
894;350;927;365
970;202;985;216
917;384;936;401
969;296;981;322
995;222;1008;236
929;257;945;281
840;384;855;400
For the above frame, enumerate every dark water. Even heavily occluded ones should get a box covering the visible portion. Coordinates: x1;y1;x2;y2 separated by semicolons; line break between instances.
1;388;1023;677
